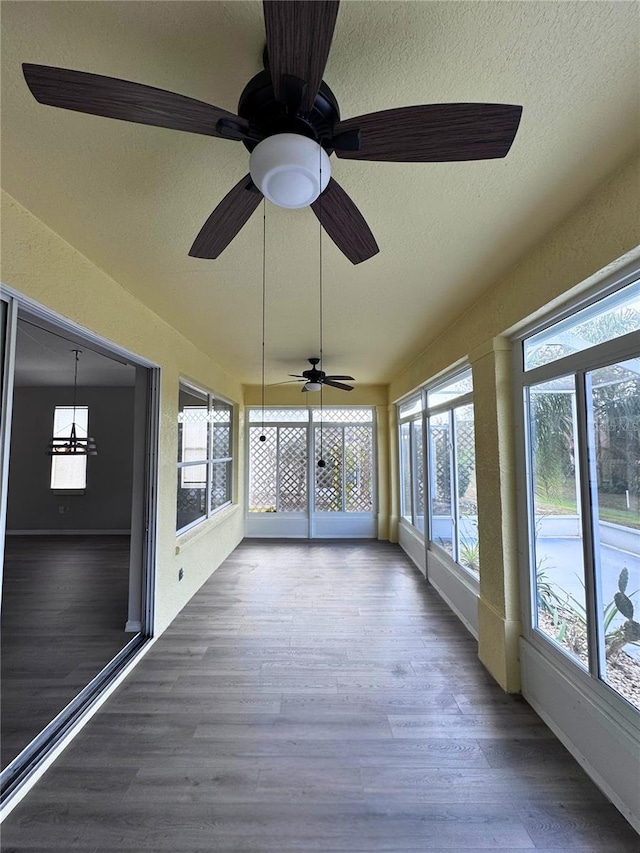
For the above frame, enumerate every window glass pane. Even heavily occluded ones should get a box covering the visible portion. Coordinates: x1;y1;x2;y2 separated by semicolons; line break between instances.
427;368;473;409
178;387;208;465
429;411;453;556
315;425;343;511
313;408;373;423
589;362;640;709
524;280;640;370
248;408;309;423
249;426;277;512
455;405;479;574
399;397;422;419
211;401;231;459
177;469;207;530
400;422;412;522
210;460;231;511
345;425;373;512
412;419;425;533
50;406;88;490
529;377;587;667
278;427;307;512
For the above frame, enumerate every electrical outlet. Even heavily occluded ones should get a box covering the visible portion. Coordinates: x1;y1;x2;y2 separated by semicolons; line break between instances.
58;505;65;514
178;568;184;581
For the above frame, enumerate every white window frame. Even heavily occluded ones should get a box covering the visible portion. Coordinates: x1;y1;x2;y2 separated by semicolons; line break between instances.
245;406;377;538
176;381;234;535
514;269;640;719
397;394;425;533
425;368;478;578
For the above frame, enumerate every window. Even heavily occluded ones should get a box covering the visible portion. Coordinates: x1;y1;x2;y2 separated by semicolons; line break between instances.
426;368;479;575
50;406;89;490
398;396;424;532
177;383;233;533
247;407;375;516
519;277;640;710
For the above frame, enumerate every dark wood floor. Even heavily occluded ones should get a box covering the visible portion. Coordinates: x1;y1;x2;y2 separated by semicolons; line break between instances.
1;535;131;769
2;540;637;850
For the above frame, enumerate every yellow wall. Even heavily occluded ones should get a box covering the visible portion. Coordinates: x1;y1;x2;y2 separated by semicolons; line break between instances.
1;189;245;633
390;154;640;403
388;152;640;690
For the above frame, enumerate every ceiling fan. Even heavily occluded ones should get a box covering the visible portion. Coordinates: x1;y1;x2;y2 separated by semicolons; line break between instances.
290;358;354;392
22;1;522;265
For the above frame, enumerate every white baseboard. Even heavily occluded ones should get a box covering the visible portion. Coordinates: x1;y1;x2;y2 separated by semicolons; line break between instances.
6;529;131;536
520;638;640;832
399;522;426;576
427;549;479;639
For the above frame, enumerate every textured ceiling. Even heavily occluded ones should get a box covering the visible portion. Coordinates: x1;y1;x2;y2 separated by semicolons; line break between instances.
2;1;638;386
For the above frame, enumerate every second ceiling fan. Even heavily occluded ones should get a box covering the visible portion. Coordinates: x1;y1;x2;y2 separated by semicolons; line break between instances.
23;1;522;265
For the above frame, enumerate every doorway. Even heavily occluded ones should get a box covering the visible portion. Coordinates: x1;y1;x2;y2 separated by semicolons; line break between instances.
246;407;376;538
0;292;159;803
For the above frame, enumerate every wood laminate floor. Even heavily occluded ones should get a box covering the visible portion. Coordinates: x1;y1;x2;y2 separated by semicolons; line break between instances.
2;540;638;851
1;535;131;769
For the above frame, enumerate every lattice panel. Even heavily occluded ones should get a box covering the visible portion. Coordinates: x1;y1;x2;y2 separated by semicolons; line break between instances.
345;425;373;512
313;408;373;423
210;460;230;510
248;409;309;423
176;484;206;529
278;427;307;512
430;416;451;514
211;425;231;459
455;405;477;512
413;419;425;517
249;427;277;511
315;426;343;511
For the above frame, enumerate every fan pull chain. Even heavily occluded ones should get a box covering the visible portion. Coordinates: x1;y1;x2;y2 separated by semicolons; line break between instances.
259;200;267;442
317;147;325;469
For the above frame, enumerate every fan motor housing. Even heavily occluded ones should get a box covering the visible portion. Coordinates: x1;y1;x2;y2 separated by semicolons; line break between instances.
238;70;340;152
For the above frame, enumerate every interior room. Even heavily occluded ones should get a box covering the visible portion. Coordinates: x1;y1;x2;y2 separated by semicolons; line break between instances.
0;1;638;849
1;318;146;770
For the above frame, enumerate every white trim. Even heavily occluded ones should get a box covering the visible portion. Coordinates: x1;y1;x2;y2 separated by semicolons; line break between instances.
427;546;479;639
512;259;640;345
521;638;640;832
0;295;18;593
398;520;426;576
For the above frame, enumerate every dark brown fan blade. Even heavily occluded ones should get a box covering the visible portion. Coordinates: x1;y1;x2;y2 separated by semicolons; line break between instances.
189;175;262;259
322;379;353;391
23;64;250;139
311;178;379;265
263;1;339;111
334;103;522;162
288;374;305;379
324;375;354;381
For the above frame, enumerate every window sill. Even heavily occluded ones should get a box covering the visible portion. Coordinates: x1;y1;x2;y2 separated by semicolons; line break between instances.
175;502;239;553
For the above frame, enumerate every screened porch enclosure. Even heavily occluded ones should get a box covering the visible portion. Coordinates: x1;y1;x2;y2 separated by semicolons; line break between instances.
246;408;376;539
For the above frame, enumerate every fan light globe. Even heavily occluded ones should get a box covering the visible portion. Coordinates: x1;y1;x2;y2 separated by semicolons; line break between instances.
250;133;330;209
304;381;322;392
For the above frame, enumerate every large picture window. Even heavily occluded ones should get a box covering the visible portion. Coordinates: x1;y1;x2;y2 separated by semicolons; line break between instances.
519;278;640;710
177;383;233;533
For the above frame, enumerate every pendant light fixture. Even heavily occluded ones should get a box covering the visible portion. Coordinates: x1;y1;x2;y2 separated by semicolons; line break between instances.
47;349;97;456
